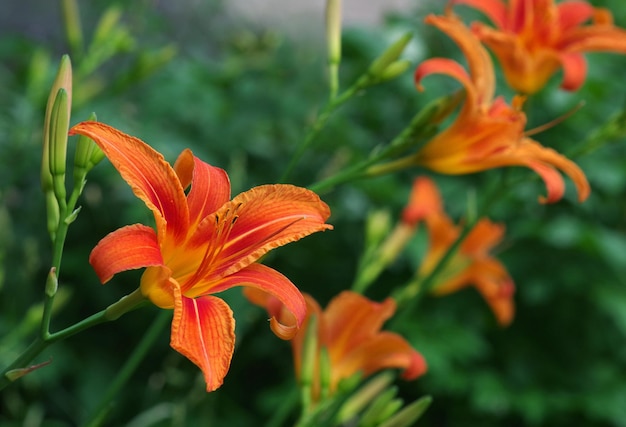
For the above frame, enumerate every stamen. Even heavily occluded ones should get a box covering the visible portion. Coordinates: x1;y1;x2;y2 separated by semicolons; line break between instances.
524;101;584;136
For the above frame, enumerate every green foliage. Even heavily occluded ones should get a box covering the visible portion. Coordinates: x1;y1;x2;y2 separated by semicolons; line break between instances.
1;0;626;426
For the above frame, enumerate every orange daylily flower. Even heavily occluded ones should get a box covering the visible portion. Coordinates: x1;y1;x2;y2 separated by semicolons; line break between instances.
414;13;590;204
245;290;426;401
407;176;515;326
68;121;333;392
450;0;626;93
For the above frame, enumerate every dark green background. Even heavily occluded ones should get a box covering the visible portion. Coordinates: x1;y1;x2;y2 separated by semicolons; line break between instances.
1;0;626;425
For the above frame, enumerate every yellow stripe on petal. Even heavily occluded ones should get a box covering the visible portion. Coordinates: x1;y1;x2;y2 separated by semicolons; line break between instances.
170;288;235;392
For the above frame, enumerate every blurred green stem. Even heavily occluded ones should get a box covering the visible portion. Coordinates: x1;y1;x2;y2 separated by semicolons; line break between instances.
280;81;360;183
0;289;147;390
84;309;171;427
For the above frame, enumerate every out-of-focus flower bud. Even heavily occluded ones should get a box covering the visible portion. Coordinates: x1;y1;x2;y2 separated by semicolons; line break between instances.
45;268;58;298
337;372;395;423
73;113;104;185
368;32;413;78
379;59;412;82
378;395;432;427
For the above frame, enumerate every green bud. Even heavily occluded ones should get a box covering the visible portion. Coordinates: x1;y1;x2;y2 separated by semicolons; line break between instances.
48;88;70;203
45;268;58;298
44;192;60;239
319;346;332;400
378;395;432;427
61;0;84;57
64;206;82;225
325;0;342;66
379;59;412;82
300;315;319;390
365;209;392;250
42;55;72;193
368;32;413;78
360;386;399;427
337;372;394;423
73;112;99;184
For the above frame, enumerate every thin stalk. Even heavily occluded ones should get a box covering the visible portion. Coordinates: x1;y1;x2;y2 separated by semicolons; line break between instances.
0;289;147;390
280;82;361;183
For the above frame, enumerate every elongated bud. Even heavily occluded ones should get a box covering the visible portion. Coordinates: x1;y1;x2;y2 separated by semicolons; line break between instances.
42;55;72;192
379;59;412;82
319;346;332;400
61;0;84;57
368;32;413;78
42;56;72;238
326;0;341;65
326;0;342;98
378;395;432;427
360;386;399;425
338;372;395;423
300;315;318;389
48;88;70;203
73;112;103;184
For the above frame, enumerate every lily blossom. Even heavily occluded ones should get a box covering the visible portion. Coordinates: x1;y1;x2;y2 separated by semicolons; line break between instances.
408;176;515;326
450;0;626;93
245;290;427;401
414;13;590;204
69;121;333;392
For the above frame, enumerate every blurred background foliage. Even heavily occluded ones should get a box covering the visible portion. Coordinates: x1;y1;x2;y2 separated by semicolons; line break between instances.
1;0;626;426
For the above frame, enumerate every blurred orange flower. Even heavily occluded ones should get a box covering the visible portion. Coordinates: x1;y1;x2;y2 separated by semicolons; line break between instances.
451;0;626;93
69;121;332;392
246;290;427;401
414;13;590;204
406;176;515;326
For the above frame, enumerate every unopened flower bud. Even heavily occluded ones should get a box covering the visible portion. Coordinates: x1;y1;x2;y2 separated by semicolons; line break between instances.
378;395;432;427
368;32;413;78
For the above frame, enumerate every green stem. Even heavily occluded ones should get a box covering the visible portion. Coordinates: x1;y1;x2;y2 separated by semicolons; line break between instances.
280;81;362;183
0;289;147;391
41;184;83;337
84;309;171;427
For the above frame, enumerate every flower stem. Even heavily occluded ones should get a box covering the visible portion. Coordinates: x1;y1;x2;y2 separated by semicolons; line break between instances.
0;289;147;391
280;83;360;183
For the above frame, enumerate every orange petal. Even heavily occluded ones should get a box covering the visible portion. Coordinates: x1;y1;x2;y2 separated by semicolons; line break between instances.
401;176;444;226
188;184;332;281
471;259;516;326
89;224;162;283
424;14;495;104
450;0;507;28
69;122;189;242
559;52;587;91
185;153;231;228
197;264;306;340
558;1;594;29
170;288;235;392
322;292;396;362
332;332;427;384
